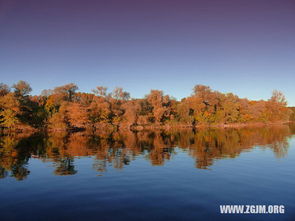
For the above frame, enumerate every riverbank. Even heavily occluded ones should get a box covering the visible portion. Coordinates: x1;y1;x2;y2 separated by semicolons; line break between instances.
129;121;292;131
1;121;293;134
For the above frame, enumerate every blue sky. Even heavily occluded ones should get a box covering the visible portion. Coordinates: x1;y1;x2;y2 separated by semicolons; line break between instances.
0;0;294;105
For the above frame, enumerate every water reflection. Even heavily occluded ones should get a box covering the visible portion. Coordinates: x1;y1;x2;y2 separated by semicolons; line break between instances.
0;125;294;180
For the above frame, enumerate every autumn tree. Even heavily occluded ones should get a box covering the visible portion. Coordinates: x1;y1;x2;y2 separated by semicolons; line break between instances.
48;102;69;131
266;90;290;122
145;90;174;124
12;80;32;97
0;93;22;130
66;102;90;129
92;86;107;97
219;93;240;123
53;83;78;102
12;81;46;128
120;100;141;128
107;87;131;126
0;83;10;96
289;107;295;122
111;87;130;101
41;89;53;97
270;90;287;105
89;96;111;125
176;98;195;124
192;85;221;124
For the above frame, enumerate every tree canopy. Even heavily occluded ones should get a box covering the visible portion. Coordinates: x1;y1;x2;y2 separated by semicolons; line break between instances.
0;81;293;132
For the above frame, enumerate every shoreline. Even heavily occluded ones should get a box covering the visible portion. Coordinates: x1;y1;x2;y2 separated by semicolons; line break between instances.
1;121;293;134
129;121;292;131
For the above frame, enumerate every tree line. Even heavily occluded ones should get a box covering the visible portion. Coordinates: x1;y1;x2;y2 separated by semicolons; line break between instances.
0;81;293;132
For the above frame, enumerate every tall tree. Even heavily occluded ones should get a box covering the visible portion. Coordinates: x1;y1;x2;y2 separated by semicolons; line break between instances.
92;86;108;97
12;80;32;97
53;83;78;101
0;83;10;96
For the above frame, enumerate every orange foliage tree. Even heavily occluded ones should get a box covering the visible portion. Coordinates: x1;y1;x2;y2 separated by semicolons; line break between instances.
0;81;292;132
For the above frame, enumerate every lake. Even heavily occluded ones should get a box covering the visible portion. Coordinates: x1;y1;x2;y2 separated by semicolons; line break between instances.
1;124;295;221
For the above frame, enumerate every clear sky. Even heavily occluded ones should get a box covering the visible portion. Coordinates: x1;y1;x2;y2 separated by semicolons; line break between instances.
0;0;294;105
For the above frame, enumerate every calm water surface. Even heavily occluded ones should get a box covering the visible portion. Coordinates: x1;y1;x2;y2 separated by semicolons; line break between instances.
1;125;295;221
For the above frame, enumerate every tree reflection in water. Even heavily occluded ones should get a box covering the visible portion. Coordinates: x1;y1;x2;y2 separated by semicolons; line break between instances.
0;125;294;180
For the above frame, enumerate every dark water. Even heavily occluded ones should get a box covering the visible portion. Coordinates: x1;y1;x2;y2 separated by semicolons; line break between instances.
1;124;295;221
